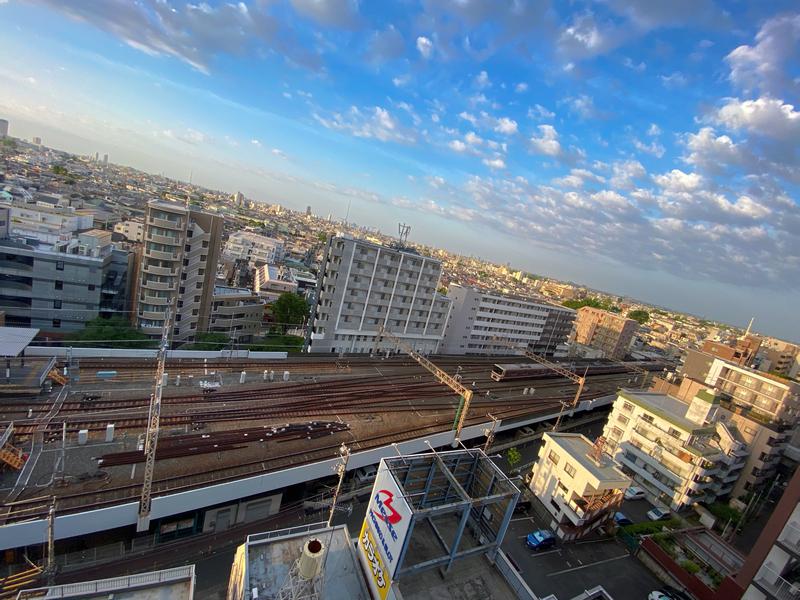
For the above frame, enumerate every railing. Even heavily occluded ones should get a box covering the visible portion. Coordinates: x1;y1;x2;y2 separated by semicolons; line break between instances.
39;356;57;386
495;549;538;599
755;565;800;600
779;522;800;553
247;522;328;545
17;565;194;598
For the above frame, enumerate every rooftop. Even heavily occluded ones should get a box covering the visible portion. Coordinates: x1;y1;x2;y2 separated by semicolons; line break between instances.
545;432;630;486
213;285;254;296
0;327;39;358
618;389;705;433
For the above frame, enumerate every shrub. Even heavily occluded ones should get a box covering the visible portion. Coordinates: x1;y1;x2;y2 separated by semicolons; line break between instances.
680;559;701;574
620;518;681;536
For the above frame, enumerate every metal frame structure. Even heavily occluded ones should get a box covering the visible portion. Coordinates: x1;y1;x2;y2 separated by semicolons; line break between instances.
375;326;474;442
380;448;519;579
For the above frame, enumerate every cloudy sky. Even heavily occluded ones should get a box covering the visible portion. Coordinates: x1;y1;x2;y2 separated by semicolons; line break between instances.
1;1;799;340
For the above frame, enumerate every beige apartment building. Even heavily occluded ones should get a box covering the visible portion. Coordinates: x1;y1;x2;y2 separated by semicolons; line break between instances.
208;286;264;344
135;200;223;343
530;432;631;540
573;306;639;360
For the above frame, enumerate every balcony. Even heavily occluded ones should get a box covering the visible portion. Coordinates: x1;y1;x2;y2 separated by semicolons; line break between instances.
142;279;176;292
143;264;177;276
142;295;169;306
144;248;178;261
754;565;800;600
554;491;622;527
140;310;167;321
146;232;181;246
617;450;679;498
148;216;183;230
778;522;800;555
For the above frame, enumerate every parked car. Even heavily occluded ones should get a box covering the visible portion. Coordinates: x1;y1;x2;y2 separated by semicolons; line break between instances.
647;507;672;521
648;592;672;600
354;465;377;487
624;486;646;500
614;512;633;526
525;529;556;551
649;589;691;600
518;425;536;437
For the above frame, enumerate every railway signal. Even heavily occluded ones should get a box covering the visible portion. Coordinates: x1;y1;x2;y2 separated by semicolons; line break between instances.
374;325;474;444
489;338;585;431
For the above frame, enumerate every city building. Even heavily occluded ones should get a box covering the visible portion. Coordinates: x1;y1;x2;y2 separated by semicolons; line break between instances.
253;263;298;303
17;565;196;599
573;307;639;360
603;389;748;510
209;286;263;343
0;229;130;332
113;219;145;242
0;119;8;138
2;196;94;245
702;336;761;367
540;281;579;300
32;136;41;146
757;339;799;378
735;467;800;600
134;200;223;343
439;284;575;356
308;236;452;354
529;432;631;540
223;230;284;265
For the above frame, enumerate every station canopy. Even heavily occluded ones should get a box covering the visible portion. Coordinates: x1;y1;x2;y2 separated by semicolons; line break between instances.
0;327;39;357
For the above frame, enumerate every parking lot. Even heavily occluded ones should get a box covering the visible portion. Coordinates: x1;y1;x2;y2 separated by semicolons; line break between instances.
501;498;663;600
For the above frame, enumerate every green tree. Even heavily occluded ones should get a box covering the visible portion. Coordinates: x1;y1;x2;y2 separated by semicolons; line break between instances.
506;447;522;469
65;316;156;348
562;297;620;312
437;286;448;295
247;334;304;353
317;232;328;243
627;310;650;324
271;293;309;330
184;332;230;351
51;165;69;176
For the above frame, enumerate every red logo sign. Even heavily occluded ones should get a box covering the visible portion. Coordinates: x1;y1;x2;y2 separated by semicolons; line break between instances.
372;489;402;525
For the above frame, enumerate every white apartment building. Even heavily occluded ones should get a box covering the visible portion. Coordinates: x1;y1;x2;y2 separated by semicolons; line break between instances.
706;358;800;424
135;200;223;343
530;433;631;540
603;389;748;510
308;236;451;354
223;231;284;265
1;197;94;245
209;286;264;343
253;264;298;303
113;219;144;242
439;284;575;356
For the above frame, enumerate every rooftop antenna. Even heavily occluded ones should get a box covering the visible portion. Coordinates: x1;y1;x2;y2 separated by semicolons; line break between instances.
398;222;411;246
744;317;754;337
185;169;193;208
344;199;351;224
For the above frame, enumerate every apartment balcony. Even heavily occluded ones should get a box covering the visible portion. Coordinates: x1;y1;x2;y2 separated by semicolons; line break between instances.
617;450;679;498
142;295;169;306
146;232;181;246
148;216;184;230
554;492;622;527
778;522;800;556
754;565;800;600
143;264;177;277
629;429;693;477
142;279;177;292
140;310;167;321
144;249;178;261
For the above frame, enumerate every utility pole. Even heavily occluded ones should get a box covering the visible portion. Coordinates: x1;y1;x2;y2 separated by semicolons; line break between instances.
137;308;173;532
327;444;350;527
483;413;499;453
46;497;56;583
376;326;474;444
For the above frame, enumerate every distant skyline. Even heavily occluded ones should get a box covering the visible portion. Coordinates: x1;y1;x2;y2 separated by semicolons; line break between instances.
0;1;798;341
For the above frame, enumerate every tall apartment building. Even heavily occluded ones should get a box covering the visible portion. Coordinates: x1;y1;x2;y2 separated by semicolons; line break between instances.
603;389;748;510
135;200;222;343
308;236;451;354
223;231;284;265
736;468;800;600
758;339;800;378
702;335;761;367
113;219;144;242
439;284;575;356
0;230;130;332
573;306;639;360
530;433;631;540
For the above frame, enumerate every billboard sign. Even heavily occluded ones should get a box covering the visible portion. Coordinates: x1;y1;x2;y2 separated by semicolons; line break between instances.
363;460;412;579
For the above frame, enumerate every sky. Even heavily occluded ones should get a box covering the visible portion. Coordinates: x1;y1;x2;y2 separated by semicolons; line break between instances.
0;1;799;341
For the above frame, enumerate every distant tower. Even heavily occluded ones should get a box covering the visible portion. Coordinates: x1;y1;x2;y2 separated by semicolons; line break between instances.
103;154;108;166
0;119;8;138
32;136;42;146
94;152;99;162
398;222;411;246
306;205;311;216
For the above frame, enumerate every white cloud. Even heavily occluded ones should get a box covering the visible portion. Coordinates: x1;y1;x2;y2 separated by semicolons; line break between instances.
483;157;506;170
610;159;646;189
552;168;606;188
565;94;598;119
622;57;646;72
250;139;262;147
392;74;410;87
528;104;555;120
448;139;468;152
458;111;478;125
515;82;528;93
633;138;665;158
713;97;800;141
416;36;433;59
683;127;747;173
271;148;287;159
647;123;661;136
474;70;491;88
653;169;704;193
313;106;415;144
725;14;800;96
494;117;518;135
465;131;483;146
290;0;360;28
660;71;687;88
558;13;622;60
530;124;561;156
591;190;628;208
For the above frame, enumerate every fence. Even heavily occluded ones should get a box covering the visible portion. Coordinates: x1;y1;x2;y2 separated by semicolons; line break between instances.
495;550;538;600
17;565;194;598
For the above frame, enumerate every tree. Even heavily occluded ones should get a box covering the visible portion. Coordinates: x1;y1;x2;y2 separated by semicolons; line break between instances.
562;297;620;312
184;332;230;351
317;232;328;243
65;316;156;348
437;286;448;295
271;293;309;331
247;334;304;353
506;447;522;469
51;165;69;176
627;309;650;325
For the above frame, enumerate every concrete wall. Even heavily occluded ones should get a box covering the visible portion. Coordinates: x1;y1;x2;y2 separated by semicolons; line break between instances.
24;347;287;360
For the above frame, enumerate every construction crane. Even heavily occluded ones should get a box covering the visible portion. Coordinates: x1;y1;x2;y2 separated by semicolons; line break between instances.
375;326;474;443
490;338;584;431
137;308;172;532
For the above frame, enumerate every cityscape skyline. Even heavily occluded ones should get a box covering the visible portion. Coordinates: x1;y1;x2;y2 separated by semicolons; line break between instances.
1;0;798;340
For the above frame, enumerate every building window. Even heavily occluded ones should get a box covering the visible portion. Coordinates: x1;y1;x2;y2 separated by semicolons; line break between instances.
54;281;63;290
547;450;560;465
202;240;208;248
617;414;630;426
53;300;62;309
52;319;61;328
56;261;64;271
667;427;682;439
88;284;95;291
564;463;576;478
641;414;654;424
622;402;633;412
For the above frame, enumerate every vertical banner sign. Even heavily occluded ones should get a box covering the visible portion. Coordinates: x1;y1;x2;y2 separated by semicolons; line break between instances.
357;520;391;600
365;461;412;578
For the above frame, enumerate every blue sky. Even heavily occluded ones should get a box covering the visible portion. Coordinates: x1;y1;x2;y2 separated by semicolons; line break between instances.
1;1;799;340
